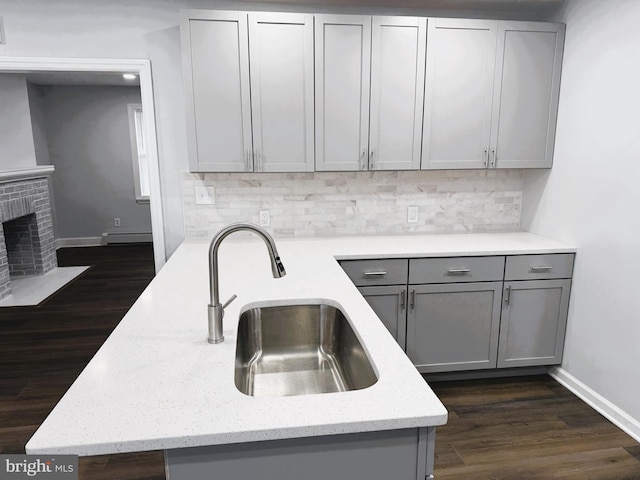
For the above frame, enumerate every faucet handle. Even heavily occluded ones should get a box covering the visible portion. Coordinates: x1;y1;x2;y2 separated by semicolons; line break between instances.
222;294;237;310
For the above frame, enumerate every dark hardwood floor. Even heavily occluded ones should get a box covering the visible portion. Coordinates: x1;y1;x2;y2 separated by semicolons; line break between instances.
0;244;165;480
1;245;638;479
431;376;640;479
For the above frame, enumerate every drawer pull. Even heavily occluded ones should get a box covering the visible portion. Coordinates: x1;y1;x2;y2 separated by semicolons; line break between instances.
447;268;471;274
364;271;387;277
531;266;553;272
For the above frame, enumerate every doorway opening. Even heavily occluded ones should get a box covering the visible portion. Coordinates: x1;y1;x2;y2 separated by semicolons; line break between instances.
0;57;166;273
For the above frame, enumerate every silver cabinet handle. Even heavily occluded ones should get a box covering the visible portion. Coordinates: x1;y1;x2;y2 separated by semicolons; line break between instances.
360;150;367;170
255;151;263;172
483;147;488;168
400;289;406;311
447;268;471;274
244;150;251;172
364;271;387;277
369;150;375;170
531;266;553;272
504;286;511;307
490;148;496;168
410;289;416;311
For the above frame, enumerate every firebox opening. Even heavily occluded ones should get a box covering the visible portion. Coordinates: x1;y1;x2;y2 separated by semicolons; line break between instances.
3;213;40;278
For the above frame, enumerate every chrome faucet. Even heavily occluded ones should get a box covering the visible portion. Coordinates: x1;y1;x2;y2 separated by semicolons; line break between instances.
207;223;286;344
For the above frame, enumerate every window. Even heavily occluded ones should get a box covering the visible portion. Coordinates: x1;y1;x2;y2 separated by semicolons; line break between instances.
127;103;150;202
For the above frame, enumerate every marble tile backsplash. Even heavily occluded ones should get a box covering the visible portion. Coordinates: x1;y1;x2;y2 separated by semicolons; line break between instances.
181;170;523;238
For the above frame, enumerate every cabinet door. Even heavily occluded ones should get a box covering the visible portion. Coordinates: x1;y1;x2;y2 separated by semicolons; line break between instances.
421;19;497;170
407;282;502;373
248;13;314;172
498;279;571;367
181;11;253;172
358;286;407;348
490;22;565;168
315;15;371;171
369;16;426;171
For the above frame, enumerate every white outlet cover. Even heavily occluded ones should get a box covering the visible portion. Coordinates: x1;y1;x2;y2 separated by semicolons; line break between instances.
195;186;215;205
407;206;419;224
259;210;270;227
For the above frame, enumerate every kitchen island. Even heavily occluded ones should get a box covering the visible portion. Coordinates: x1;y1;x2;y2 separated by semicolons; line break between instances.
26;232;575;479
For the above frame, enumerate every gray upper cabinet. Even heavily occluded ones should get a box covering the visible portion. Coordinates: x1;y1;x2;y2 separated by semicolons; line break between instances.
181;10;314;172
422;19;497;170
314;15;371;172
315;15;426;171
248;13;315;172
422;19;564;170
181;11;252;172
183;9;564;173
368;16;426;171
490;22;565;168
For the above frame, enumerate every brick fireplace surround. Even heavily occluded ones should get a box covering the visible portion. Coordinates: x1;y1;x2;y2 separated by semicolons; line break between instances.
0;168;57;300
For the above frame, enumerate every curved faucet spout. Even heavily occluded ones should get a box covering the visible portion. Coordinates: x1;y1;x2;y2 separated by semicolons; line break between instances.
207;223;286;344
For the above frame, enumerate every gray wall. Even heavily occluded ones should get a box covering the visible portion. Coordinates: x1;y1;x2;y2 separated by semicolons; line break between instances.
27;83;51;166
0;74;36;169
522;0;640;432
40;85;152;240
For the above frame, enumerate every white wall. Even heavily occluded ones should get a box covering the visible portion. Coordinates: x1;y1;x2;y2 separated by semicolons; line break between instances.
0;74;36;169
522;0;640;426
0;0;189;256
39;85;152;240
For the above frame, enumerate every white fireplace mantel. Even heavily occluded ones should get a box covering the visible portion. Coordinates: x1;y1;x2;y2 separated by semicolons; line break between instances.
0;166;55;184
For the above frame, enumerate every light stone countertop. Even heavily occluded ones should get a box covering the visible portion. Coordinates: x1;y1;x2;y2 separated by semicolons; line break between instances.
26;231;576;456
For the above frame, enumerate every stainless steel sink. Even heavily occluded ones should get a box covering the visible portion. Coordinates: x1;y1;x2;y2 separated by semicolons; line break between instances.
234;303;378;398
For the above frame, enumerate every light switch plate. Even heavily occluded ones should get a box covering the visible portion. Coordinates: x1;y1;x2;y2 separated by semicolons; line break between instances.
195;186;215;205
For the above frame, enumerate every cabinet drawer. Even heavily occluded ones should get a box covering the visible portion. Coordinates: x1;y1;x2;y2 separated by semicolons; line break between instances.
409;256;505;284
504;254;574;280
340;259;408;286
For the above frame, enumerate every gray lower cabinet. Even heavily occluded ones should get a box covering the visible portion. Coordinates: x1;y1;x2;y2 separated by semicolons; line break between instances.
340;253;574;375
165;427;436;480
407;282;502;373
358;286;407;347
497;279;571;368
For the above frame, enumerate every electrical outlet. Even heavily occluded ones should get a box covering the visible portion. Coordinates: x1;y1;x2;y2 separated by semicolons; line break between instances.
259;210;270;227
114;217;121;227
407;206;418;224
195;185;215;205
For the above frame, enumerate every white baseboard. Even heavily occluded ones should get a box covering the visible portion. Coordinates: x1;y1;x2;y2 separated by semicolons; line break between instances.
55;237;103;249
101;232;153;244
550;366;640;443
